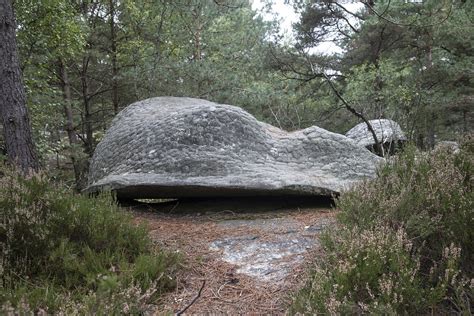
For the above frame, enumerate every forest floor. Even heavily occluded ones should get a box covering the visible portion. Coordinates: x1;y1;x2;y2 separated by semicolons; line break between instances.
128;197;336;314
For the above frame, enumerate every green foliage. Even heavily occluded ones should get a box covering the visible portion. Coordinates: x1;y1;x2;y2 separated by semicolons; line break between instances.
291;226;464;314
13;0;86;164
290;0;472;141
339;142;474;274
15;0;85;60
344;59;419;131
0;167;180;313
291;139;474;314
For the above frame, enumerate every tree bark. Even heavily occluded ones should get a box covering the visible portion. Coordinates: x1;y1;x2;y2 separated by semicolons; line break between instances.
59;59;84;187
192;6;202;62
109;0;119;115
81;59;94;157
0;0;39;173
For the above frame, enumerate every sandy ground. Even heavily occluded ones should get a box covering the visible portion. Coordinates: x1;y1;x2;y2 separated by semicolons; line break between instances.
128;197;336;314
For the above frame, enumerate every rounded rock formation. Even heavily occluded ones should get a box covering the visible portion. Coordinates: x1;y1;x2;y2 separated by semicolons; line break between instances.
346;119;407;155
86;97;383;199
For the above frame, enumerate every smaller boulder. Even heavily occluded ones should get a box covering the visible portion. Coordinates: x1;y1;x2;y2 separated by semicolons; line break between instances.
346;119;407;156
434;141;460;153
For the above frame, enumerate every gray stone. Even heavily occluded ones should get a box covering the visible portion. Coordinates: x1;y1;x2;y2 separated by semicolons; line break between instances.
434;141;460;153
209;217;330;282
86;97;383;198
346;119;407;149
209;234;313;282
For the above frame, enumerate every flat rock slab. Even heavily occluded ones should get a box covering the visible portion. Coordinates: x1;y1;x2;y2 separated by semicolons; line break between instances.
210;217;332;281
86;97;383;198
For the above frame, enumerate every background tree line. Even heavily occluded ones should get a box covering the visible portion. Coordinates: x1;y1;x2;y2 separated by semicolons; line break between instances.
278;0;472;144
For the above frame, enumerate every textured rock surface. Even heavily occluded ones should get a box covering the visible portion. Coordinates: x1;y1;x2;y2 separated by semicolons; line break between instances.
209;217;334;281
86;97;383;198
346;119;407;148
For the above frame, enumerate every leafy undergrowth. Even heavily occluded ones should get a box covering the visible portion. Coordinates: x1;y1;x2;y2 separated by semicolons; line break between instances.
291;139;473;314
0;167;180;314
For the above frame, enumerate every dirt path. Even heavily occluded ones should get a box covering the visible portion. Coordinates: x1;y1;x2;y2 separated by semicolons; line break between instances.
129;197;335;314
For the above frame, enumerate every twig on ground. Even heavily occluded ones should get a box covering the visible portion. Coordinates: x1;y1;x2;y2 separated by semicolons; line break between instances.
176;279;206;316
168;201;180;213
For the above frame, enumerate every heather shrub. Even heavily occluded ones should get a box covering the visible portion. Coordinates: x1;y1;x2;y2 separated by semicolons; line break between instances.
338;142;473;277
291;226;468;314
0;167;180;313
291;139;473;314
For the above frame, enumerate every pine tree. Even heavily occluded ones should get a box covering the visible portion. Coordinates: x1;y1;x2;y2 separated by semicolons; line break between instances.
0;0;39;173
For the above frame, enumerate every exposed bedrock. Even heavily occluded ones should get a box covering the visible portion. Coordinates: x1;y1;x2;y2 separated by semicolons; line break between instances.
86;97;383;199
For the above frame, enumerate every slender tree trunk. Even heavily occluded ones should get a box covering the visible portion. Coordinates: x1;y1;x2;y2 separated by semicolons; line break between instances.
59;59;84;187
426;41;435;149
192;7;202;61
109;0;119;115
59;60;78;148
82;82;93;157
463;109;467;135
81;57;94;156
191;6;203;94
0;0;39;173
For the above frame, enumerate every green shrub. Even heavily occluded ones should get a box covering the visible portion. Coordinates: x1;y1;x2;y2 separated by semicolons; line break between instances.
0;167;180;313
291;225;470;314
291;139;473;314
338;142;473;277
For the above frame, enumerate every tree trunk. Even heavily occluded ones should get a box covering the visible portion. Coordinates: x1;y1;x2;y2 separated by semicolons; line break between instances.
425;39;435;149
463;109;467;135
81;65;94;157
192;6;202;61
427;113;436;149
109;0;119;115
0;0;39;173
59;59;85;187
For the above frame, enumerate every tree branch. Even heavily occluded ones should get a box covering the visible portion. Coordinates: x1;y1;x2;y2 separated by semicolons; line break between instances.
362;0;452;28
321;72;383;155
334;2;366;20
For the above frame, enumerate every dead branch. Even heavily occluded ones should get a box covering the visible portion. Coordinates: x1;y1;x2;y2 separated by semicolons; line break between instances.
321;72;384;155
295;50;384;156
176;279;206;316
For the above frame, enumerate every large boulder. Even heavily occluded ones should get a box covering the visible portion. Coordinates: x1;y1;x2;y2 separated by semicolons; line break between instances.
86;97;383;199
346;119;407;155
